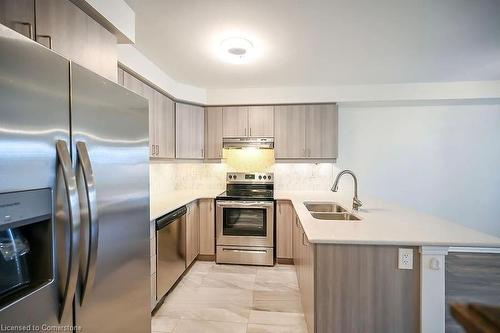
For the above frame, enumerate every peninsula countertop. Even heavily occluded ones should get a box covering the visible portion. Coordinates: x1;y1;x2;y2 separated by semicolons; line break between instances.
150;189;500;247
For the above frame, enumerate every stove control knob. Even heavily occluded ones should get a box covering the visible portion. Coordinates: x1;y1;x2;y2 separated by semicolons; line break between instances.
233;174;237;179
228;175;232;179
268;175;272;180
258;175;262;179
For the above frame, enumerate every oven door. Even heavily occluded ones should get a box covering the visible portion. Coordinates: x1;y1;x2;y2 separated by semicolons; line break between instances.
216;200;274;247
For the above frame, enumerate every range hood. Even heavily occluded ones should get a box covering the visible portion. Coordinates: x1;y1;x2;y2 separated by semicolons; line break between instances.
223;137;274;149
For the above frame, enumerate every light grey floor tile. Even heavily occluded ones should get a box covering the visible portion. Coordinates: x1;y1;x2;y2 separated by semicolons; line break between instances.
249;310;307;326
151;316;178;332
202;272;256;290
157;302;250;323
154;261;306;333
172;319;247;333
247;323;308;333
253;290;301;301
209;263;258;275
252;299;303;313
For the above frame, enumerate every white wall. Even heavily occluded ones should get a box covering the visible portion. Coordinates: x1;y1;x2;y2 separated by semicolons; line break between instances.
337;102;500;236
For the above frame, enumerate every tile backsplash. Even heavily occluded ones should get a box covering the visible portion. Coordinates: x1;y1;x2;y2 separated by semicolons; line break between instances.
150;159;335;194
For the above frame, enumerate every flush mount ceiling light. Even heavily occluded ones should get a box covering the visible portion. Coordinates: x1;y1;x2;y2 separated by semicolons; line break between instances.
219;37;255;64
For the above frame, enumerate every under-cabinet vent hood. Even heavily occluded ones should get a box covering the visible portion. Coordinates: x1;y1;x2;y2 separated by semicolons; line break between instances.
223;137;274;149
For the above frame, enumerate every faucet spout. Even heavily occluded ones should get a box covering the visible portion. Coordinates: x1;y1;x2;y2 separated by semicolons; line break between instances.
331;169;362;210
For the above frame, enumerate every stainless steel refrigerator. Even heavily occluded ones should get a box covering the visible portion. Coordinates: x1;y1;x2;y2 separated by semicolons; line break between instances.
0;25;151;332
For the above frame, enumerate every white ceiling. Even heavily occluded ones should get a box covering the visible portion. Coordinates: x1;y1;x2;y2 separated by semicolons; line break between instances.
125;0;500;89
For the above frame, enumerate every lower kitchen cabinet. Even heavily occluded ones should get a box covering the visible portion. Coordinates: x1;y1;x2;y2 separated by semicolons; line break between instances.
199;199;215;256
276;200;293;260
293;214;315;333
292;211;421;333
185;201;200;267
150;219;157;309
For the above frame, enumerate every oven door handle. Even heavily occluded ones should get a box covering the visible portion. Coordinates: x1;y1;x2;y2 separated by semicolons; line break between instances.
216;201;274;208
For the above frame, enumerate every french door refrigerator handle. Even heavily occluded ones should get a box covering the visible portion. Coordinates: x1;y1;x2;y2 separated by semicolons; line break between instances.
76;141;99;305
55;140;81;322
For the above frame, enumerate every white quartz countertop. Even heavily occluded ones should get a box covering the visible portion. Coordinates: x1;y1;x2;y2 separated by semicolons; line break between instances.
150;189;500;247
275;191;500;247
150;189;223;220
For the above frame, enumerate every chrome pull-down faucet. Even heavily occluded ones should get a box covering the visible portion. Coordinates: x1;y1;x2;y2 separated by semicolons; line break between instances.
331;169;362;210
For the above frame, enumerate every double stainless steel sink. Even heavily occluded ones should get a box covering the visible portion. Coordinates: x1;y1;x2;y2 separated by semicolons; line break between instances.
304;202;361;221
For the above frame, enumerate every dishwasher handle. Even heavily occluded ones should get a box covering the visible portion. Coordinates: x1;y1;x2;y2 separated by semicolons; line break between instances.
156;206;187;230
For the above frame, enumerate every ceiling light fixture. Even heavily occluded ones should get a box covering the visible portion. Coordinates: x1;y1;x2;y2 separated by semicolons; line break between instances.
219;37;254;64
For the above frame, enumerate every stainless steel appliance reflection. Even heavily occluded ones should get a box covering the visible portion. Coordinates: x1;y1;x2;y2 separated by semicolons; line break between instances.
216;173;275;266
156;206;187;299
0;25;150;333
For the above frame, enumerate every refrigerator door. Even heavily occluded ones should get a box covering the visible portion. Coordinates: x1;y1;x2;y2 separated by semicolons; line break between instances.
70;63;151;332
0;25;75;329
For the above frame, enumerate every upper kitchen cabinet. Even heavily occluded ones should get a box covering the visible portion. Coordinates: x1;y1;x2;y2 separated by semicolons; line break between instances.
274;104;338;160
0;0;35;39
305;104;338;159
223;106;248;137
222;106;274;138
248;106;274;137
153;91;175;159
205;107;223;159
5;0;118;81
176;103;205;159
274;105;307;158
121;69;175;159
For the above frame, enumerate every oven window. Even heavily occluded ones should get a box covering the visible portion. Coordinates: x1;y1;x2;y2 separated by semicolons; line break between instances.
223;208;267;237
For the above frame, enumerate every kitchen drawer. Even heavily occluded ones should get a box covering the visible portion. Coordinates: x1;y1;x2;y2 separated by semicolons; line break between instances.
151;255;156;275
216;245;273;266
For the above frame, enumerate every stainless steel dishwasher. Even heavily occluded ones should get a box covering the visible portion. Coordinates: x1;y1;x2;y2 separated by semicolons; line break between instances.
156;206;187;300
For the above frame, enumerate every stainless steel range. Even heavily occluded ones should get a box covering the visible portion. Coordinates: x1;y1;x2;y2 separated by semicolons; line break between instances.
216;172;274;266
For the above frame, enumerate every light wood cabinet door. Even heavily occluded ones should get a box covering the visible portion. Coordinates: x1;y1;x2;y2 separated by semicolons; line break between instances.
35;0;117;82
0;0;35;39
142;84;156;158
205;107;223;159
276;200;293;259
223;106;248;137
274;105;307;159
185;201;200;267
154;91;175;159
121;71;156;157
305;104;338;159
199;199;215;255
248;106;274;137
176;103;204;159
301;231;315;333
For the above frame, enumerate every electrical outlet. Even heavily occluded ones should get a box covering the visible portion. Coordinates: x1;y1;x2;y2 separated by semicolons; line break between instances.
398;248;413;270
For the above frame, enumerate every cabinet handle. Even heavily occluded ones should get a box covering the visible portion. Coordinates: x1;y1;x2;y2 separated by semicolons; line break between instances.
156;145;159;156
151;145;155;156
250;127;252;136
15;21;33;39
201;148;204;157
308;148;311;157
279;203;281;214
302;232;308;246
37;34;53;49
295;217;300;227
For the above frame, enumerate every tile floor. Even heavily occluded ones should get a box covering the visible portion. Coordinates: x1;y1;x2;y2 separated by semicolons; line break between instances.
152;261;308;333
